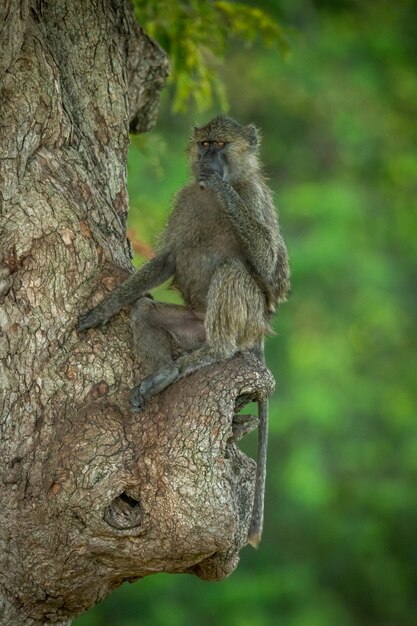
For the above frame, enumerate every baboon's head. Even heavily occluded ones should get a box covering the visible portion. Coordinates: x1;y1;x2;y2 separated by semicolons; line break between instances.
188;116;261;183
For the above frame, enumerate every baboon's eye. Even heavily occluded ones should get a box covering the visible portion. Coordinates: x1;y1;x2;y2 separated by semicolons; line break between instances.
217;141;225;148
201;141;210;148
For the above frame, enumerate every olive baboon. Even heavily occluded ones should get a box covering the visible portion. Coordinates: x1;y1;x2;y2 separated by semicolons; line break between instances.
78;116;290;546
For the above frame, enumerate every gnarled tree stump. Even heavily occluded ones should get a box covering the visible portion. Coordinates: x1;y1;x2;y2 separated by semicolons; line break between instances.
0;2;274;624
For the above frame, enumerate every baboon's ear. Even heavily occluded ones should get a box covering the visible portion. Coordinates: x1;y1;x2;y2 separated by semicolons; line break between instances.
190;124;200;140
244;124;260;149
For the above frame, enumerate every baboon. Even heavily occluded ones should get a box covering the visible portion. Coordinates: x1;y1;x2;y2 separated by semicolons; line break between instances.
78;116;290;546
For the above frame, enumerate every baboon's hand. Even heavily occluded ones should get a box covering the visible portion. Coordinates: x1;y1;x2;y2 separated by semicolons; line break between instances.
77;305;110;332
198;168;222;190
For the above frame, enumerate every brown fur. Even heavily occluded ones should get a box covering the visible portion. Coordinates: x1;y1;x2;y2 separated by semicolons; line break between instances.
78;116;291;546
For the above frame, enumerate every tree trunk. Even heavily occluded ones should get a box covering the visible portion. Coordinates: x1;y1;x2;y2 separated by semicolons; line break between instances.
0;1;274;624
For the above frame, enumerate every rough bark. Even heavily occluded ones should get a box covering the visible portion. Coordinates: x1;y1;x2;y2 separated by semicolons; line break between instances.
0;1;274;625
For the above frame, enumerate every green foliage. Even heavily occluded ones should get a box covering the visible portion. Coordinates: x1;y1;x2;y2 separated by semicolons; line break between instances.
75;0;417;625
132;0;288;111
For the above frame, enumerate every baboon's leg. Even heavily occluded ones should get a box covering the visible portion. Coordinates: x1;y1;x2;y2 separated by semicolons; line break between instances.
132;260;267;406
130;297;205;410
176;259;267;378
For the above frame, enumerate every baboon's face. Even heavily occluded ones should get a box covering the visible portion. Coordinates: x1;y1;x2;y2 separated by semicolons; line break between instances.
196;138;229;181
188;116;260;183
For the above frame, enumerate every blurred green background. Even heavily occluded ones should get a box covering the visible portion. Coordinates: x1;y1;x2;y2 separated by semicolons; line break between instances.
75;0;417;624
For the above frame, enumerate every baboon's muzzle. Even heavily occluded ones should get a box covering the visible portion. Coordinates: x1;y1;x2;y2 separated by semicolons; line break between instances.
199;144;226;177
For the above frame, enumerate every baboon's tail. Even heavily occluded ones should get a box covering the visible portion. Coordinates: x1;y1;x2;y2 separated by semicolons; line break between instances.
247;397;268;547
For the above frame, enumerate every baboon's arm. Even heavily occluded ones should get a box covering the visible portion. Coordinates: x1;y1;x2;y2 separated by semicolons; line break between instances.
78;251;175;331
200;172;284;286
